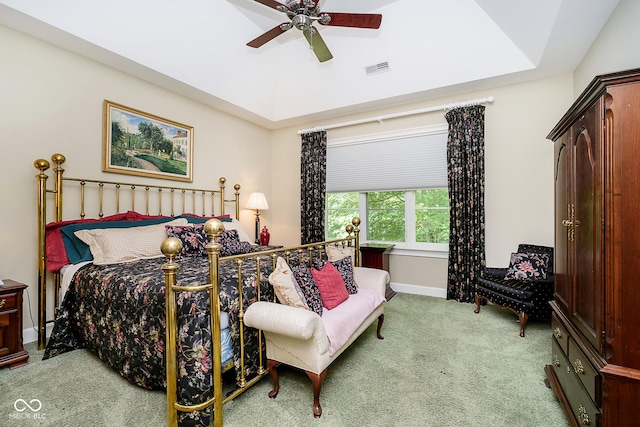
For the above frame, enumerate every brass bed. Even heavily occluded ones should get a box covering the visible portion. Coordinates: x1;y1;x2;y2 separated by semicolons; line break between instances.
34;153;361;426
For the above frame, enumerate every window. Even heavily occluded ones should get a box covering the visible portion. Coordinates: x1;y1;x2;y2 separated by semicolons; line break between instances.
367;191;405;241
326;189;449;251
325;124;449;253
415;188;449;243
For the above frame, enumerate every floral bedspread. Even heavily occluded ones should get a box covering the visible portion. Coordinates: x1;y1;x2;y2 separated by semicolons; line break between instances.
43;253;275;426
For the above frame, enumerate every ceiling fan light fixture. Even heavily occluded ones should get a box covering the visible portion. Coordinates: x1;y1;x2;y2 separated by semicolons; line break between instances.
292;14;311;30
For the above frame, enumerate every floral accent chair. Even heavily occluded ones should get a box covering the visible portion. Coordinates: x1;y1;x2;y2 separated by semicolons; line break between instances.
474;244;554;337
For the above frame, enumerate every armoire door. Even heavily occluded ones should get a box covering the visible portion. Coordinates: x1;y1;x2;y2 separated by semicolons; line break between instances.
554;134;570;314
570;99;603;350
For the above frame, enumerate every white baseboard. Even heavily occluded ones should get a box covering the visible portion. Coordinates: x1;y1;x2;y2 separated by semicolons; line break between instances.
390;282;447;299
23;324;53;345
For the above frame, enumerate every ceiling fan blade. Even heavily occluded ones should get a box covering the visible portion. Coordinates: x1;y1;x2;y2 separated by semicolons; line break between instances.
252;0;286;11
322;12;382;29
303;27;333;62
247;24;291;48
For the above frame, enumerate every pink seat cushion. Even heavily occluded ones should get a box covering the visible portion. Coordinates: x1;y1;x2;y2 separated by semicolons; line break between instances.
322;288;385;356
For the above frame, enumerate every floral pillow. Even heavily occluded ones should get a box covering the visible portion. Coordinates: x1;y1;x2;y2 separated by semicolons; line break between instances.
165;224;207;257
292;262;324;316
215;229;253;256
504;252;550;281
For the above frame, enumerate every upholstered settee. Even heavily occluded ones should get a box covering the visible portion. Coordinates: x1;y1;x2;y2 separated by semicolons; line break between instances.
244;258;389;418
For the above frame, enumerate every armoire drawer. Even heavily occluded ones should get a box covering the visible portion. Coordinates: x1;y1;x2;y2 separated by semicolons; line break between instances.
568;337;599;402
552;340;600;426
552;313;569;354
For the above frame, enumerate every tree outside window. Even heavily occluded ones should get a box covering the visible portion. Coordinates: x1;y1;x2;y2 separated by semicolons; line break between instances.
326;189;449;247
416;189;449;243
367;191;405;242
326;192;359;239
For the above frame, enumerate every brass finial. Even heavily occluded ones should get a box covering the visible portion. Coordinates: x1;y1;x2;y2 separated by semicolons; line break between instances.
161;237;183;262
346;224;354;234
219;177;226;185
352;217;361;227
34;159;50;172
204;218;225;238
51;153;66;165
234;184;241;191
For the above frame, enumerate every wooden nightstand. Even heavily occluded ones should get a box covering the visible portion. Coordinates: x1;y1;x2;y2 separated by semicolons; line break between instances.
359;244;396;300
0;279;29;369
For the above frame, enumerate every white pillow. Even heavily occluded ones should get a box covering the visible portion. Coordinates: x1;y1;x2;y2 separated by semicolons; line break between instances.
223;219;253;243
326;245;356;268
269;257;308;309
74;218;188;265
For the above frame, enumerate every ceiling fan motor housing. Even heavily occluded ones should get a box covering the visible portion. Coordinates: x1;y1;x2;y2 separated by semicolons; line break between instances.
292;14;311;30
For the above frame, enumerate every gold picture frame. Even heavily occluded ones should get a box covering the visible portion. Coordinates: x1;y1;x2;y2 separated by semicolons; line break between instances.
103;100;193;182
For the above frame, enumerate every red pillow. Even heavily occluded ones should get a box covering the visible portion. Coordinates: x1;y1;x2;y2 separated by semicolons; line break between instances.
311;262;349;310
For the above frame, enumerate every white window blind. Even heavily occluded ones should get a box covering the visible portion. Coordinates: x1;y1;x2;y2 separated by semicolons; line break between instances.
326;125;448;193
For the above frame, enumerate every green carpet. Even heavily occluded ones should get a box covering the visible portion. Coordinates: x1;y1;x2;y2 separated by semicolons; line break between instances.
0;293;567;426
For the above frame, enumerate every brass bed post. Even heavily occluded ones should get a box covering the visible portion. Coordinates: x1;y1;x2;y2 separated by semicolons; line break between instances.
52;154;65;222
233;184;240;220
235;258;246;388
161;238;181;427
218;178;225;216
351;217;361;267
52;155;65;310
34;158;50;350
203;219;225;427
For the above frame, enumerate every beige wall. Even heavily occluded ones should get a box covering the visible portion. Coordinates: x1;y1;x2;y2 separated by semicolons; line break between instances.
574;0;640;97
1;25;271;342
270;75;572;296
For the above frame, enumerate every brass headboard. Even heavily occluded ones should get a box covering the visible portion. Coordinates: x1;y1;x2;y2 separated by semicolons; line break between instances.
34;153;241;349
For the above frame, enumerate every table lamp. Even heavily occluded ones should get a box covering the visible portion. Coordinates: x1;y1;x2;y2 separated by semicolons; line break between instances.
246;192;269;244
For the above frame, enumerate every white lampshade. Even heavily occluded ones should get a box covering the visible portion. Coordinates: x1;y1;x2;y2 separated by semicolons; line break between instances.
246;192;269;210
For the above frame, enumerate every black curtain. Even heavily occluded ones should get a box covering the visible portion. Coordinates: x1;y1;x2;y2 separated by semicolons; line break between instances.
445;105;486;302
300;130;327;244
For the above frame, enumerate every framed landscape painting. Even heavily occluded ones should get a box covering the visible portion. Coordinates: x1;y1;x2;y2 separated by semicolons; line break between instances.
103;100;193;182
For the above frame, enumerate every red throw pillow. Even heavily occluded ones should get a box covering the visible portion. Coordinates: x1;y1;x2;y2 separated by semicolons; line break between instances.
311;262;349;310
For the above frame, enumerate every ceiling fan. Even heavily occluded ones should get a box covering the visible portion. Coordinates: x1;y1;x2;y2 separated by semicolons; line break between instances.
247;0;382;62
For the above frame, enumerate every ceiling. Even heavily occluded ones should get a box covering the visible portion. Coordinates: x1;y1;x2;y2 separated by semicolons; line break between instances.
0;0;619;129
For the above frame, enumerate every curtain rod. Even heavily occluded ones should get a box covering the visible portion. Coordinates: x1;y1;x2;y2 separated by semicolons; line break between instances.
297;96;494;135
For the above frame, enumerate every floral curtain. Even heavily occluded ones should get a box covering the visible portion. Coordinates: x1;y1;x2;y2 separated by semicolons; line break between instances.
300;130;327;244
445;105;486;302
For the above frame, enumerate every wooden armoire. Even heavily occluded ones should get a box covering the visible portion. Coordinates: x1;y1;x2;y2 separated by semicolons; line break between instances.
545;68;640;426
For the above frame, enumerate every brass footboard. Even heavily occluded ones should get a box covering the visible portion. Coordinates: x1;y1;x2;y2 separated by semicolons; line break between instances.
162;217;360;426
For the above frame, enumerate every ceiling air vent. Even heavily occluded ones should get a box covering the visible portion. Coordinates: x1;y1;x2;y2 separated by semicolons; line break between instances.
365;61;390;76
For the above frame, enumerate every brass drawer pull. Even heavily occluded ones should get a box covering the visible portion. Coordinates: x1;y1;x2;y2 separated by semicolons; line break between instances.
0;299;5;309
578;404;590;425
552;354;560;367
573;359;585;375
553;327;563;339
